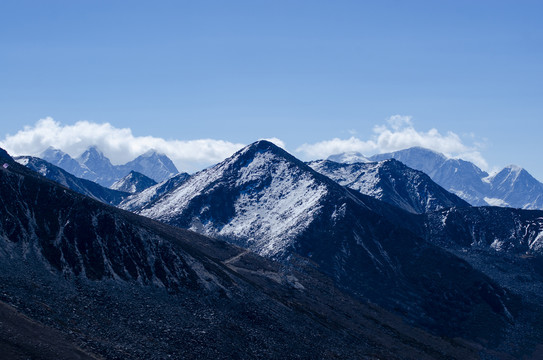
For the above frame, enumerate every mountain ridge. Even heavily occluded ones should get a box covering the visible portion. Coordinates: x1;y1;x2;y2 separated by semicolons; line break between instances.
40;146;179;186
14;155;130;205
329;147;543;209
309;158;470;213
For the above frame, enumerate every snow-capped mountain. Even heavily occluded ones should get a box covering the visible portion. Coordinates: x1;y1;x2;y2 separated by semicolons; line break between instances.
122;150;178;183
75;145;120;186
41;146;179;186
1;146;486;360
111;170;157;194
330;147;543;209
308;158;469;213
15;155;129;205
484;165;543;209
40;146;91;177
327;151;370;164
122;140;530;345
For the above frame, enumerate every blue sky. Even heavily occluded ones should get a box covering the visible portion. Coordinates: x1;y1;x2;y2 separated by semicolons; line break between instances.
1;1;542;177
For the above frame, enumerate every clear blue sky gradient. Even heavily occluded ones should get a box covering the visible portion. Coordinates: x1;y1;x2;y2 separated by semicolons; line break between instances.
1;1;542;177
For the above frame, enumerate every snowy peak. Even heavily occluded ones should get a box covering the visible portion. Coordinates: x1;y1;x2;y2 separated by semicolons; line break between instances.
327;151;370;164
40;146;68;162
110;170;157;194
77;145;108;164
341;146;543;209
485;164;543;209
490;164;528;185
38;145;179;187
369;147;448;178
135;140;331;257
309;158;469;213
122;149;178;183
40;146;90;177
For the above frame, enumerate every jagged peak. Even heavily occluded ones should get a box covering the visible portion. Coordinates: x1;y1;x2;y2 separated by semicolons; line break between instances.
40;146;69;158
77;145;109;163
85;145;104;155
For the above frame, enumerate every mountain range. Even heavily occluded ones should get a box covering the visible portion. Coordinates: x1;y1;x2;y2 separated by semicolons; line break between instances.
14;155;130;205
0;146;487;360
3;140;543;358
121;140;543;355
40;146;179;186
354;147;543;210
308;158;469;214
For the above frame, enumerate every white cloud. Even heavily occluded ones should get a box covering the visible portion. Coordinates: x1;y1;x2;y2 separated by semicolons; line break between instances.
296;115;489;170
386;114;413;130
0;117;246;172
1;116;489;173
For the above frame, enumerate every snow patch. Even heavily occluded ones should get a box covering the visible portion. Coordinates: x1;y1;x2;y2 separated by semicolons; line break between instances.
484;197;509;207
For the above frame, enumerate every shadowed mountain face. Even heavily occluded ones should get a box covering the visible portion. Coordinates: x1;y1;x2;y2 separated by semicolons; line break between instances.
15;155;130;205
0;147;487;360
420;206;543;302
121;141;543;354
308;158;469;214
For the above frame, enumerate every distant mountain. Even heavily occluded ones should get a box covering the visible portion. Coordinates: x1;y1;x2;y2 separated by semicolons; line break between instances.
40;146;90;177
309;158;469;213
41;146;179;186
122;150;178;183
0;146;485;360
111;171;157;194
15;155;129;205
329;147;543;209
75;146;120;186
327;151;370;164
485;165;543;209
122;140;538;350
